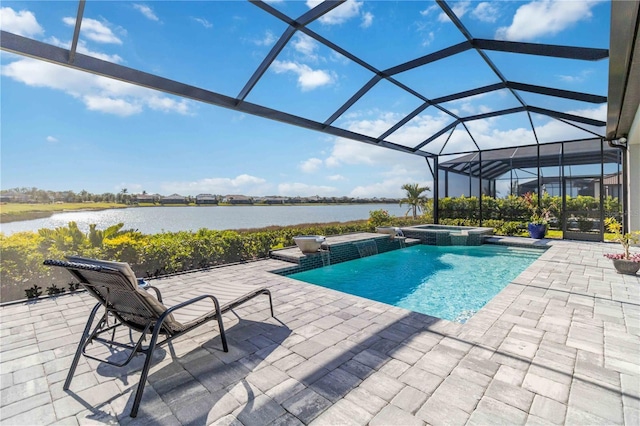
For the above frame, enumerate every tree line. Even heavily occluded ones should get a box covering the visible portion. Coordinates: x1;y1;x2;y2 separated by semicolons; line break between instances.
0;187;401;205
1;187;138;204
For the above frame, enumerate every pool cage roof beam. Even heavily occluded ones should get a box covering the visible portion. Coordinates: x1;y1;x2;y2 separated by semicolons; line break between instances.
0;31;432;160
238;1;345;102
414;106;606;153
67;0;85;64
0;0;610;158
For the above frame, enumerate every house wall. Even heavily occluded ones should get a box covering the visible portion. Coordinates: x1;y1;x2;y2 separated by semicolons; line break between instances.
628;105;640;232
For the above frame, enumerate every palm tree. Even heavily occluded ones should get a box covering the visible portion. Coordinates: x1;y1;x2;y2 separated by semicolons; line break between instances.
400;183;430;219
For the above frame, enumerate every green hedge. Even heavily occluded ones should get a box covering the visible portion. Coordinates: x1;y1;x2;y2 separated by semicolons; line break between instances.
438;194;619;221
0;214;427;303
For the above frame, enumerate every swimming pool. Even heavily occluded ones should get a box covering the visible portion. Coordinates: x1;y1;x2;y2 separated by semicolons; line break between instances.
288;244;543;323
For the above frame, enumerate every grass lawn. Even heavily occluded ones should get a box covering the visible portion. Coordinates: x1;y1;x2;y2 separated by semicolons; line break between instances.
0;202;128;223
516;228;617;241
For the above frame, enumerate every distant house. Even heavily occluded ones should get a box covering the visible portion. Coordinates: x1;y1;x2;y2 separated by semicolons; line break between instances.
263;196;288;205
135;194;155;204
222;194;252;204
160;193;187;205
603;172;623;198
196;194;218;205
0;192;32;203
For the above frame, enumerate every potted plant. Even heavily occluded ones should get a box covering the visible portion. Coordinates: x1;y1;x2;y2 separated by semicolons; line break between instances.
523;192;553;239
603;217;640;275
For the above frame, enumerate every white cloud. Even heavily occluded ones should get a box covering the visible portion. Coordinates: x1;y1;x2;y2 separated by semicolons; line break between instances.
557;69;594;84
63;16;122;44
147;96;190;115
252;30;277;47
231;174;267;186
471;126;536;151
439;1;470;23
451;104;606;151
83;95;142;116
332;110;453;154
569;103;606;121
0;7;44;37
421;31;435;47
350;167;432;199
327;174;345;181
133;4;159;22
193;17;212;29
329;50;350;65
292;33;318;60
460;102;493;116
326;136;433;169
161;174;271;196
299;158;323;173
329;101;605;158
271;60;335;91
307;0;363;25
277;182;337;196
495;0;601;41
472;2;500;23
46;36;123;63
420;4;440;17
361;12;374;28
1;58;193;116
46;136;58;143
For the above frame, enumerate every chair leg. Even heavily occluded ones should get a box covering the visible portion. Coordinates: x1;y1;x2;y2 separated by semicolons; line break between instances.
64;303;102;390
130;326;163;418
265;290;274;317
216;313;228;352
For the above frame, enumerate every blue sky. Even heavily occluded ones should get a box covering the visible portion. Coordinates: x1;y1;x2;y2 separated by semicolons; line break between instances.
1;0;610;198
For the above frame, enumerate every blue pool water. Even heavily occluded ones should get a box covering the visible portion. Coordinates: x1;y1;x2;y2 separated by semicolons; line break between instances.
289;244;542;323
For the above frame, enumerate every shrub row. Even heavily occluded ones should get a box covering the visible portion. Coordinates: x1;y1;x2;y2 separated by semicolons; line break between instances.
1;216;429;302
438;194;619;221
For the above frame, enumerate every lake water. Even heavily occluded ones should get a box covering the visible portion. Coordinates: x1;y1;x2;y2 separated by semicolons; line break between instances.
0;204;409;235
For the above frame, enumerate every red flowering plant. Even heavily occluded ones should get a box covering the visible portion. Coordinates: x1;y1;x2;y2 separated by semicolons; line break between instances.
522;192;554;225
604;217;640;262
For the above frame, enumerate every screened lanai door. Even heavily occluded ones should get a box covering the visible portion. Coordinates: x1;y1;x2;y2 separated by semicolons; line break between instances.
562;176;603;242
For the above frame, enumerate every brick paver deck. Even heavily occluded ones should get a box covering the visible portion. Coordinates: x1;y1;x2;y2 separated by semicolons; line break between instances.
1;238;638;425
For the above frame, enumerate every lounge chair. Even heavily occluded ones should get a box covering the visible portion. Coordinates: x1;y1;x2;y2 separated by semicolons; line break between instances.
43;257;274;417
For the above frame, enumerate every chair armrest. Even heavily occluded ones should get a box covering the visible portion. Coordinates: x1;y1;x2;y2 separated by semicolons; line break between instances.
144;285;163;303
156;294;224;337
163;295;222;317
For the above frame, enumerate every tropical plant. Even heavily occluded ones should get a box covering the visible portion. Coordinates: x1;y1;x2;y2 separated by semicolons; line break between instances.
368;209;392;227
88;223;128;248
25;284;42;299
399;183;430;220
522;192;555;225
603;217;640;261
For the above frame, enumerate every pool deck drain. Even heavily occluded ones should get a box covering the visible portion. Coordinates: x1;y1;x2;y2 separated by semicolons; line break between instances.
1;238;638;425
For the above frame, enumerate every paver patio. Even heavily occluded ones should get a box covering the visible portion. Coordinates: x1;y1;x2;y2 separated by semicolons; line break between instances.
1;237;639;425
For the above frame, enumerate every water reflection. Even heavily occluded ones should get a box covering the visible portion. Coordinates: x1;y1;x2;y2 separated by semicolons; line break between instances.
1;204;408;235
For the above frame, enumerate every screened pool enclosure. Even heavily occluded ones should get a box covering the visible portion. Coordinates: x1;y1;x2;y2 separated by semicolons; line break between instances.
2;0;636;241
436;138;624;241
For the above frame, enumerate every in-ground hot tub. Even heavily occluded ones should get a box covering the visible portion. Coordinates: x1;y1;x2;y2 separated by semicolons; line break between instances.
400;224;493;246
